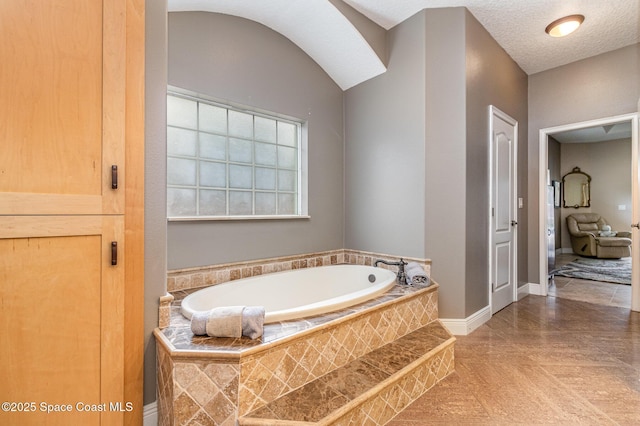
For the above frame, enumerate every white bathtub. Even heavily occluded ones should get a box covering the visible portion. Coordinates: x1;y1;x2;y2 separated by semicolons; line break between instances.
180;264;397;323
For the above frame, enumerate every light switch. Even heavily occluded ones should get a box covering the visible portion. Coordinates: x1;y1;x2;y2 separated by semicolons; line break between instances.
618;205;627;211
518;198;524;208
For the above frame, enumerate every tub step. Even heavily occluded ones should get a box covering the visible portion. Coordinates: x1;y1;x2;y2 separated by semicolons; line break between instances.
239;321;455;425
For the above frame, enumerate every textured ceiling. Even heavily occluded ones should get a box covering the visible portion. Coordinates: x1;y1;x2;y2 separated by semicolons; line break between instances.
169;0;639;88
345;0;640;75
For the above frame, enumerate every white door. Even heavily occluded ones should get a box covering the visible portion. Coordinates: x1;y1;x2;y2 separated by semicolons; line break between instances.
632;107;640;312
490;106;518;313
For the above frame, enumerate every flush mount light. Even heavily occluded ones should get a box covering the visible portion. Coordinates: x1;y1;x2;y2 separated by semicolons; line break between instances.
545;14;585;37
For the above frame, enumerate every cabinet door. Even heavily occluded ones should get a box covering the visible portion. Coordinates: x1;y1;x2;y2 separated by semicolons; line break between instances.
0;0;125;215
0;216;125;425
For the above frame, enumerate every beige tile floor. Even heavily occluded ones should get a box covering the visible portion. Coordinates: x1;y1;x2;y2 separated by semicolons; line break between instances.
548;253;632;308
389;255;640;425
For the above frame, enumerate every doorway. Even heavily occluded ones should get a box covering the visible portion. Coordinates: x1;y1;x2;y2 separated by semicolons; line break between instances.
489;106;518;314
538;113;640;312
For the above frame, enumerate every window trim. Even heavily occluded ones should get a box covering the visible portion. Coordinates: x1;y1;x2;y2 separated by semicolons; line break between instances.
167;214;311;222
166;87;309;221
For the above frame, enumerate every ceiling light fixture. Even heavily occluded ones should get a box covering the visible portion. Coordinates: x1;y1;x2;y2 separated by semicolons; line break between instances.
545;14;585;37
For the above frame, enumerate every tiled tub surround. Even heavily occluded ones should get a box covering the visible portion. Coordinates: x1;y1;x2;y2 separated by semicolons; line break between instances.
241;322;455;425
165;249;430;293
155;282;453;425
159;249;430;329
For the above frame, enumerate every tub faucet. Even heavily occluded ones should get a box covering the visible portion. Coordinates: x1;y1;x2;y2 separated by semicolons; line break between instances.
374;258;407;284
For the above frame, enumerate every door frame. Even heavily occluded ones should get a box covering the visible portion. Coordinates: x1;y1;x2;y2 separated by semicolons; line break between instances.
488;105;519;314
537;112;639;311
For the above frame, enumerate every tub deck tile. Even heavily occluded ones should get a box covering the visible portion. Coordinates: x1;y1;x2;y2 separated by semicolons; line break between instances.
156;281;443;425
162;283;435;354
240;321;454;424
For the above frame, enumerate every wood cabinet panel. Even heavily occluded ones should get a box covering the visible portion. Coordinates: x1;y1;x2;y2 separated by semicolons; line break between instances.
0;0;143;423
0;0;125;215
0;216;124;425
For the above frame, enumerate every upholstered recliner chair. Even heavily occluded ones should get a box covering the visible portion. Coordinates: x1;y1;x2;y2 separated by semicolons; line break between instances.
566;213;632;258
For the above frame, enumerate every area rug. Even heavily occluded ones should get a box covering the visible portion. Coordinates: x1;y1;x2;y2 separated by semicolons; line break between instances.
552;257;631;285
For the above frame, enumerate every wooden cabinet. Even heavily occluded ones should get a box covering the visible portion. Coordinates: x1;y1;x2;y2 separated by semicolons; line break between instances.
0;0;124;216
0;217;125;425
0;1;144;425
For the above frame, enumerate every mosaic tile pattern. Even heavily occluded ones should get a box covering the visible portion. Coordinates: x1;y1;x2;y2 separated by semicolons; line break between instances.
333;345;455;426
173;361;239;426
156;344;241;426
239;322;455;425
158;249;435;425
166;249;431;292
161;283;435;352
156;344;174;426
167;250;342;292
155;283;441;425
237;290;438;415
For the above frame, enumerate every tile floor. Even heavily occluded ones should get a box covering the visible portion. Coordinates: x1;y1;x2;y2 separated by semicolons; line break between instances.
388;256;640;425
549;253;632;308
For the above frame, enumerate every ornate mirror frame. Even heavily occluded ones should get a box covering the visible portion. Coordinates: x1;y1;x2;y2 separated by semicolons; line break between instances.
562;167;591;208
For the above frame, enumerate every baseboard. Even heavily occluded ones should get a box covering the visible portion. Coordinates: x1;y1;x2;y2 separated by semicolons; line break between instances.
144;401;158;426
440;305;491;336
527;282;543;296
517;283;530;300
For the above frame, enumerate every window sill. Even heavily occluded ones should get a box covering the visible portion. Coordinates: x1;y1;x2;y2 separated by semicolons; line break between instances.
168;215;311;222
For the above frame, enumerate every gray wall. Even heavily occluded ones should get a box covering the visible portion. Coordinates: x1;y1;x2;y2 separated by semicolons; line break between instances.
527;43;640;284
345;8;528;319
344;11;426;258
463;9;528;315
423;8;468;318
167;12;345;270
144;0;167;406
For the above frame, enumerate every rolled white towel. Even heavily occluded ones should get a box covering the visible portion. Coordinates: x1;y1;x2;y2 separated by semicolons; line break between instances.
191;306;265;340
206;306;244;338
242;306;266;339
405;262;430;286
190;310;210;336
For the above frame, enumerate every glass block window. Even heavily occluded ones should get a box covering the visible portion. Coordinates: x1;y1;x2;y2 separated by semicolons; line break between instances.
167;92;303;218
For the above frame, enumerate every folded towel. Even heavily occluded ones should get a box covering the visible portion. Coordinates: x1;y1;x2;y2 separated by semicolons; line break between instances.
242;306;266;339
191;306;265;340
190;310;210;336
206;306;244;338
405;262;430;286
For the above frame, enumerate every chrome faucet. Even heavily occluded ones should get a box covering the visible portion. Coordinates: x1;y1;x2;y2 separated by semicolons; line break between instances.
374;258;407;284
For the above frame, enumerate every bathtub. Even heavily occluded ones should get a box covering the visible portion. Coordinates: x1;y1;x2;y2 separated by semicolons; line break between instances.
180;264;397;323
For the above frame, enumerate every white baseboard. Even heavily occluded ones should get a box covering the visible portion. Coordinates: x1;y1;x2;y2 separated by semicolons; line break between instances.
144;401;158;426
440;305;491;336
527;282;543;296
518;283;531;300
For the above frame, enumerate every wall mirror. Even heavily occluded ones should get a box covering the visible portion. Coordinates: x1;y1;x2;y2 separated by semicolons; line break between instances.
562;167;591;208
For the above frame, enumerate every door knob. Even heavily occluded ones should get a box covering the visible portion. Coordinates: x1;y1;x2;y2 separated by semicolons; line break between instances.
511;220;518;226
632;223;639;229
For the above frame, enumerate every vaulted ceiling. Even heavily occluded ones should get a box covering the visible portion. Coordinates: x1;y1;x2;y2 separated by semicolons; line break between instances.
168;0;640;90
